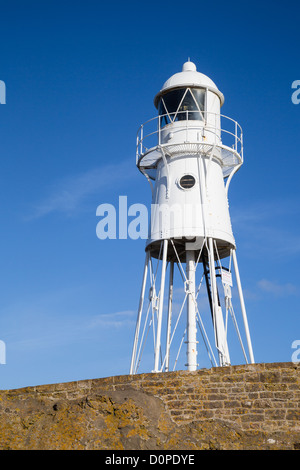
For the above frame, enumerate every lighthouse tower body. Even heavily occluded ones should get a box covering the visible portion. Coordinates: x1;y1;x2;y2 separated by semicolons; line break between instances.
130;61;254;374
149;151;235;256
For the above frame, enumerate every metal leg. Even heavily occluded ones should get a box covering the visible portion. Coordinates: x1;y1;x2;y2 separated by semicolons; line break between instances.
165;261;174;372
186;250;198;371
232;249;255;364
208;238;230;366
154;239;168;372
201;252;213;320
130;251;149;374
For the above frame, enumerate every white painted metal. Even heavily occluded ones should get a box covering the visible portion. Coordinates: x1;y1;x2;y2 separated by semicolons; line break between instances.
208;237;230;366
149;152;235;254
232;249;255;364
186;250;198;371
154;61;224;107
153;239;168;372
130;61;255;374
165;261;174;372
136;113;243;180
130;251;149;375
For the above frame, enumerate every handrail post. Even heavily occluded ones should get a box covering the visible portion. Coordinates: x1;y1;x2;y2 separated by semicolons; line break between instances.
136;134;139;164
235;120;237;152
158;115;161;146
241;131;244;162
140;125;143;156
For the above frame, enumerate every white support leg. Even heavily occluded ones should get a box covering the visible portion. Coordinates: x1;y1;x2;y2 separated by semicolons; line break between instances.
130;251;149;375
186;250;198;371
165;261;174;372
208;238;230;366
232;249;255;364
154;239;168;372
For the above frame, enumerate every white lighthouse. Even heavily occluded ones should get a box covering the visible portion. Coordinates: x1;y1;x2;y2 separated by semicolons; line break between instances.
130;61;255;374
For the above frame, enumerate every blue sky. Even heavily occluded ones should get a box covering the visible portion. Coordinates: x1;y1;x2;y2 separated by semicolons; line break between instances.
0;0;299;389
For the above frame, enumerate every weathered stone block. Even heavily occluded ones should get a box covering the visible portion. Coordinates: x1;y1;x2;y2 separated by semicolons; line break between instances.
0;362;299;450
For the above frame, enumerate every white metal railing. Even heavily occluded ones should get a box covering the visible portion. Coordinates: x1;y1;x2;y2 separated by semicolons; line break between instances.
136;110;243;166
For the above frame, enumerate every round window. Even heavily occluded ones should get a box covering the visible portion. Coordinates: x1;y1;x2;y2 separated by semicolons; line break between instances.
179;174;196;189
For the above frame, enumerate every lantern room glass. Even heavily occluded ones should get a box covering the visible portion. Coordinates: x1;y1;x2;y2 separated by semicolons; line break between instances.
158;87;206;127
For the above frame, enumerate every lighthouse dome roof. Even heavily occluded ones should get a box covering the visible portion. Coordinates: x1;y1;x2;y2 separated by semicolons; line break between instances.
154;61;224;107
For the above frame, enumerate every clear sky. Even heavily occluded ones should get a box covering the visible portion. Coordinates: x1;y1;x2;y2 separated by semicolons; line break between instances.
0;0;299;389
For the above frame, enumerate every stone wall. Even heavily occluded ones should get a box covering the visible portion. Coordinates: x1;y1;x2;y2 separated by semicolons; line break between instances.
0;362;299;450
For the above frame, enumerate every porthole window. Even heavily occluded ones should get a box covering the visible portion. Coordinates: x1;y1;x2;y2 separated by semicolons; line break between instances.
179;174;196;189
